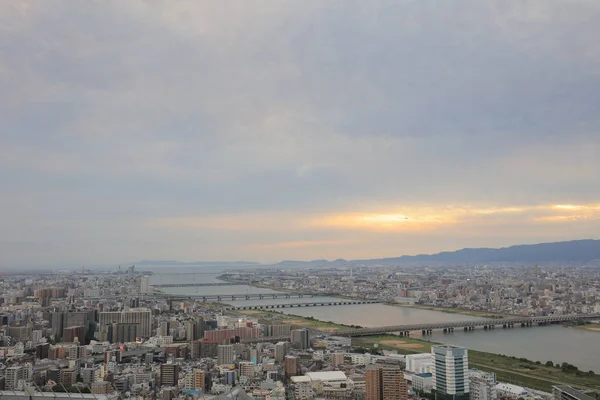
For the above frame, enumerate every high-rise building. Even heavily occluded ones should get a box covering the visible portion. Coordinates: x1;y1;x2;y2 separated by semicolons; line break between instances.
140;276;151;293
99;309;151;337
291;329;309;349
469;370;496;400
265;324;292;337
186;321;196;341
158;321;170;336
204;327;260;342
160;363;180;386
218;344;235;365
275;341;290;363
62;326;85;343
284;355;300;378
114;323;139;343
432;345;469;400
51;312;65;340
366;364;407;400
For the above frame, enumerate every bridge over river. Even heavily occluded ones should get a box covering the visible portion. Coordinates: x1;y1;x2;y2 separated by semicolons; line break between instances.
226;300;381;310
335;313;600;337
152;282;246;288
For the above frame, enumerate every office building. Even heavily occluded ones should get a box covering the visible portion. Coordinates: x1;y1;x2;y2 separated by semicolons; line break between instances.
140;276;151;293
218;344;235;365
469;370;496;400
366;364;407;400
553;386;595;400
291;329;310;349
160;364;180;386
432;345;469;400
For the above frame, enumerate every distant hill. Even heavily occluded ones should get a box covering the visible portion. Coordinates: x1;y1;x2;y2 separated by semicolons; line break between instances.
135;260;259;266
356;239;600;265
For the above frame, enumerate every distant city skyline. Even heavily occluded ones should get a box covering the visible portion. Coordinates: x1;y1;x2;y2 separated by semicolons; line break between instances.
1;1;599;267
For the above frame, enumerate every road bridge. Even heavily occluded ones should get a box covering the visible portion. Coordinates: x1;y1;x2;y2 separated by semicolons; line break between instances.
226;300;381;310
84;292;340;302
152;282;246;288
335;313;600;337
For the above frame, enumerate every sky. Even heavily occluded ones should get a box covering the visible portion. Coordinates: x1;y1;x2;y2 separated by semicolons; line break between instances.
1;1;599;267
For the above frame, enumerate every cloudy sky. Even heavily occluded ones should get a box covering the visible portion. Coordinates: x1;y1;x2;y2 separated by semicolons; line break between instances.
1;1;599;267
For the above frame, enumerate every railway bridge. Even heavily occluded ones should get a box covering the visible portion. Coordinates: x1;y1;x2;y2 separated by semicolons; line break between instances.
335;313;600;337
226;300;381;310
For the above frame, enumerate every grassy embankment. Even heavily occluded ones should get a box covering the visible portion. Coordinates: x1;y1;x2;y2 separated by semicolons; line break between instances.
354;335;600;393
232;309;359;332
572;323;600;333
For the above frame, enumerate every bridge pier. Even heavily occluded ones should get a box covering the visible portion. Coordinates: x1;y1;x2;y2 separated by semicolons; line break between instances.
443;328;447;333
405;331;410;337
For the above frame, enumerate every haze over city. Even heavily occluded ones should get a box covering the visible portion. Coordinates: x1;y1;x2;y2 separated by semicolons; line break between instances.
1;1;600;267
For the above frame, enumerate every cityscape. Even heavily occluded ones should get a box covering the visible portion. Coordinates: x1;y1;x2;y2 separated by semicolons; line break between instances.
0;258;598;400
2;2;600;400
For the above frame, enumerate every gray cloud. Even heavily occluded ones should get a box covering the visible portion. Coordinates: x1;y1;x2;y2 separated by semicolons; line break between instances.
1;0;599;266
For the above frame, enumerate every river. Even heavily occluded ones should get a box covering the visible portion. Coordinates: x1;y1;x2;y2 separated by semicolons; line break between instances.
147;266;600;372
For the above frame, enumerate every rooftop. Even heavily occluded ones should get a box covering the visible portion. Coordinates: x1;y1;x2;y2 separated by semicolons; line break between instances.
305;371;348;382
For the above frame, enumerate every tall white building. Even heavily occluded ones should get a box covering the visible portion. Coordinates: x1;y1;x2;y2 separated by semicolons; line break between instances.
140;276;151;293
432;345;469;400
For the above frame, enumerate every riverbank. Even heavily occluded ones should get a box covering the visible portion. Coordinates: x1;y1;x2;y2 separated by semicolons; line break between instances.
572;323;600;333
231;309;360;332
393;303;512;319
353;335;600;393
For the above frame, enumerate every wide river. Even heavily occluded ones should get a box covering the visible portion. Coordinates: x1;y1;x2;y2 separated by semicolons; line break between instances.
148;267;600;372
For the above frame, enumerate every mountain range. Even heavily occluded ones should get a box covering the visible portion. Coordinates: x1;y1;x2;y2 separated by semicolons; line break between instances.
136;239;600;268
273;239;600;266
